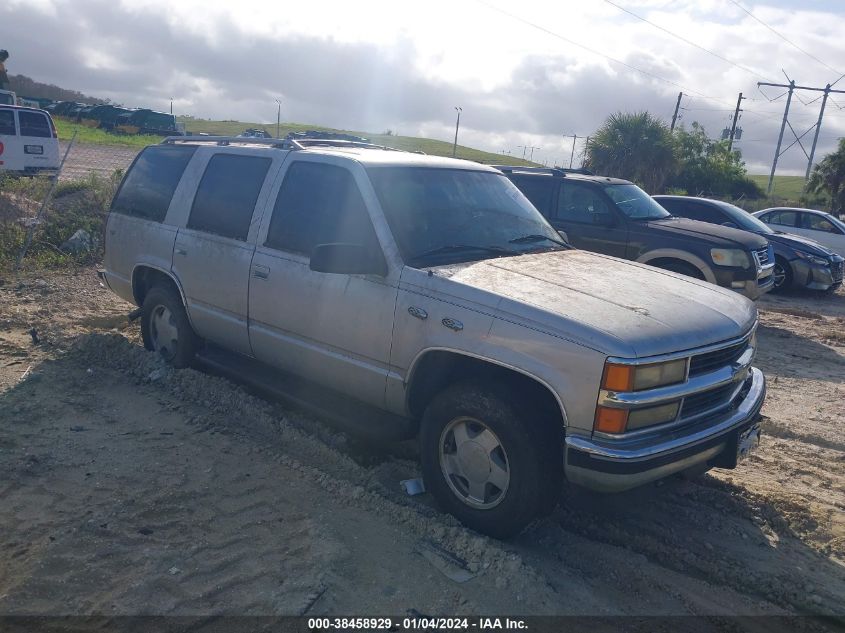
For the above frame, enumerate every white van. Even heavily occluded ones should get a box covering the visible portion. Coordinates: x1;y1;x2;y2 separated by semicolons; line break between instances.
0;89;16;106
0;105;60;175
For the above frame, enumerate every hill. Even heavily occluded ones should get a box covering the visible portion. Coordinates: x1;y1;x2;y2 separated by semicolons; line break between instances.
8;74;108;105
177;117;538;166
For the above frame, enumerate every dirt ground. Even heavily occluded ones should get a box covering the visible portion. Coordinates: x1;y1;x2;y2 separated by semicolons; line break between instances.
1;267;843;623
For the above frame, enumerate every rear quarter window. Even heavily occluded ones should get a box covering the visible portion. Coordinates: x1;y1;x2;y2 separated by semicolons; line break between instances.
111;145;197;222
188;153;271;240
0;109;15;135
19;111;52;138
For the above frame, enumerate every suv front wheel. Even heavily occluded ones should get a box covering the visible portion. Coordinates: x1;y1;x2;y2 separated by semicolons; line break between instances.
420;382;557;538
141;285;198;368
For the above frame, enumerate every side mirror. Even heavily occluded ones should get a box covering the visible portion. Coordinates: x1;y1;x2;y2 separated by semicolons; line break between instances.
310;243;387;276
592;212;617;227
557;229;570;244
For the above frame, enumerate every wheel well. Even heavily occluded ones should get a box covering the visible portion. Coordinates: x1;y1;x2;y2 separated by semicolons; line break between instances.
648;257;706;280
407;351;565;438
132;266;181;307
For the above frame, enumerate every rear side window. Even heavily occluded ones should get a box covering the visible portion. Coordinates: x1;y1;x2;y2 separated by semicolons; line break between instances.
767;210;797;227
510;176;555;215
0;110;15;135
556;181;610;223
802;213;839;233
19;111;52;138
188;154;271;240
266;161;379;256
111;145;196;222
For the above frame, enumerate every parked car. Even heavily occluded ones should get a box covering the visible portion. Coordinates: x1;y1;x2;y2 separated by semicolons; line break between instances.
238;128;273;138
114;109;180;135
102;137;766;537
0;105;60;175
0;89;18;105
753;208;845;258
498;167;775;300
50;101;85;117
80;104;133;130
654;196;844;293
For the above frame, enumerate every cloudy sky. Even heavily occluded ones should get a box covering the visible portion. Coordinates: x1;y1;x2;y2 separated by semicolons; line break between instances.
2;0;844;175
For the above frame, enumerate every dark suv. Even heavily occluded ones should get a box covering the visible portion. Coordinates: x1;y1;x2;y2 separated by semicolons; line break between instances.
654;196;844;293
499;167;774;300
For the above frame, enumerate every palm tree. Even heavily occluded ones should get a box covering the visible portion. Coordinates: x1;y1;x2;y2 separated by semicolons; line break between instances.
807;138;845;215
584;112;677;192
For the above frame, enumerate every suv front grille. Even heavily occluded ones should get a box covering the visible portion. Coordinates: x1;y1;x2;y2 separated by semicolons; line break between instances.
753;247;770;268
689;340;748;376
680;383;736;419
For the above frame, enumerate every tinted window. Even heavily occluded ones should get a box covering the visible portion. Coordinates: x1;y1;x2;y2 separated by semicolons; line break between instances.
767;210;798;227
0;110;15;135
557;182;611;223
267;162;379;257
510;176;555;214
802;213;839;233
111;145;197;222
18;111;52;138
189;154;271;240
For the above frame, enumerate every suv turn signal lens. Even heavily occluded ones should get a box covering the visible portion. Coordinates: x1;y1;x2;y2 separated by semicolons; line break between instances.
594;406;628;434
602;364;634;391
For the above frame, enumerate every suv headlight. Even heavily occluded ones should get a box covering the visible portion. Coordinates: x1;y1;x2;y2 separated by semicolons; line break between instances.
794;250;830;267
711;248;751;269
601;358;687;392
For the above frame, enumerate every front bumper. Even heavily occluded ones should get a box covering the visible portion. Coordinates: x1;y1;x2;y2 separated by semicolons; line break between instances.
792;256;844;291
564;367;766;492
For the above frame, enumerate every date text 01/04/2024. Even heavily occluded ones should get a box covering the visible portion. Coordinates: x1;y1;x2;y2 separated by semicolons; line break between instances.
307;617;528;630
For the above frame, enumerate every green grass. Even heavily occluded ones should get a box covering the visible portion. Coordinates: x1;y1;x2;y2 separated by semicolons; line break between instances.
747;175;809;201
177;117;538;166
54;118;164;148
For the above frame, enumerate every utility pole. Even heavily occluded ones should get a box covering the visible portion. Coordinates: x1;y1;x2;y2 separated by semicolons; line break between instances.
670;92;683;132
727;92;744;152
527;145;540;162
806;84;831;181
567;134;577;168
517;145;527;160
170;97;174;115
275;98;282;139
758;78;845;193
452;106;462;158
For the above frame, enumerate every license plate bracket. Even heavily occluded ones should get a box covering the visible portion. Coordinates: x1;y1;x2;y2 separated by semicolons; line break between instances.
736;422;761;462
24;145;44;155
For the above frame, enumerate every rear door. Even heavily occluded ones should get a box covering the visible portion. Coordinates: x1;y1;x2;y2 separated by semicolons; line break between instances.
248;157;399;406
554;180;628;257
0;108;21;171
17;110;59;171
171;150;280;356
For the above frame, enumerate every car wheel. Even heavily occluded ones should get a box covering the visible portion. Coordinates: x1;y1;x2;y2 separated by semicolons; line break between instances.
771;257;792;293
141;285;198;368
420;382;557;539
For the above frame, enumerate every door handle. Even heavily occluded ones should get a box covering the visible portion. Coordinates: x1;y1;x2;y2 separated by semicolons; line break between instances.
252;264;270;279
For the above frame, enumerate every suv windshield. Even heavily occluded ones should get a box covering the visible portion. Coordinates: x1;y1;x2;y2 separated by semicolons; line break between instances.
367;167;565;266
604;184;671;220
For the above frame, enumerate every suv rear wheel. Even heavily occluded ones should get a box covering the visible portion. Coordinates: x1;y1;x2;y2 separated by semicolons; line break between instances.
141;285;198;368
420;382;557;538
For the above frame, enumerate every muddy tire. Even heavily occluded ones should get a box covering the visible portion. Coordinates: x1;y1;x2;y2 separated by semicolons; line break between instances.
140;285;198;368
420;382;557;539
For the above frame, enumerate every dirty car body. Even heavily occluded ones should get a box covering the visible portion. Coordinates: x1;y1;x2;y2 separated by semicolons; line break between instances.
102;138;766;537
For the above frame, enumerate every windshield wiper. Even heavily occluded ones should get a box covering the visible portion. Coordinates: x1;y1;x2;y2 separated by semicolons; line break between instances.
408;244;517;264
508;234;567;246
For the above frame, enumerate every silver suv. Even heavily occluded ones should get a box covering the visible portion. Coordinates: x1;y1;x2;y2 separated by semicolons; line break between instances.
103;137;766;538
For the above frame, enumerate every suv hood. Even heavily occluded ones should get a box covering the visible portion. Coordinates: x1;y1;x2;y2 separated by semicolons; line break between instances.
767;230;836;256
647;217;769;249
429;250;756;359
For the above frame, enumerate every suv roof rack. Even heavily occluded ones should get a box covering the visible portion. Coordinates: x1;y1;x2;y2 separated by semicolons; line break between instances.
161;136;405;152
492;165;594;177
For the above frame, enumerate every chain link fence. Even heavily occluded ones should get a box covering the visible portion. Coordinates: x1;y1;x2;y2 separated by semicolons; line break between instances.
58;142;140;181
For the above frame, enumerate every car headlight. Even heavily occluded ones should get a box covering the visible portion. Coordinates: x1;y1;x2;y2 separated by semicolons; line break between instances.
601;358;687;392
710;248;751;269
794;250;830;267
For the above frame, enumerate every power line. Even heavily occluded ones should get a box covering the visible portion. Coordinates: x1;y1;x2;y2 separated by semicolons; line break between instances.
601;0;772;82
475;0;736;108
727;0;843;79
